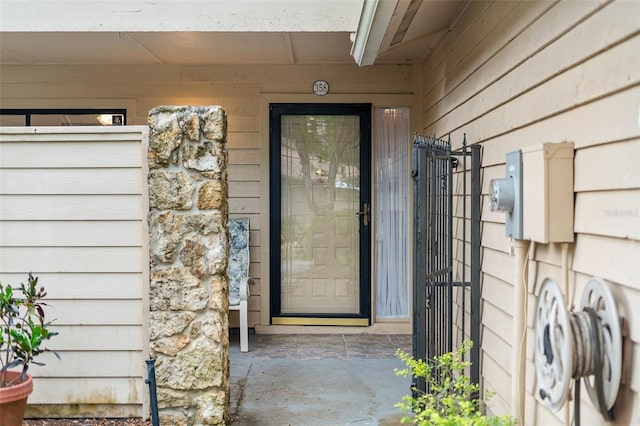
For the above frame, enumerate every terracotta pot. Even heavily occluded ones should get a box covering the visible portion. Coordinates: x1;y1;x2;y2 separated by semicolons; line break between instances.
0;371;34;426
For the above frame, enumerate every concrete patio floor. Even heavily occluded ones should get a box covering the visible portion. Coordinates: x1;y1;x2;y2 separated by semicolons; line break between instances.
229;333;413;426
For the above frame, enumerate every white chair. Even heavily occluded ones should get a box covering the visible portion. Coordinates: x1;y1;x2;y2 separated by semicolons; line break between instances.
228;218;253;352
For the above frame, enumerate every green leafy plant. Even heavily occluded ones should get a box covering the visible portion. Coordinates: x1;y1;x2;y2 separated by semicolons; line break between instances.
395;341;516;426
0;273;59;387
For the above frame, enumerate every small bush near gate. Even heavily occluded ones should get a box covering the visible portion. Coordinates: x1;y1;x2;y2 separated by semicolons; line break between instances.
395;341;516;426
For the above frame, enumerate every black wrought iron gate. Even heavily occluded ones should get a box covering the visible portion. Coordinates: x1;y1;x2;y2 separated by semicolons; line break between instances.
412;134;481;391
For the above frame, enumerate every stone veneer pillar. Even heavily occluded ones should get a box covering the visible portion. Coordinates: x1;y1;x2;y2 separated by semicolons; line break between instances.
147;106;229;425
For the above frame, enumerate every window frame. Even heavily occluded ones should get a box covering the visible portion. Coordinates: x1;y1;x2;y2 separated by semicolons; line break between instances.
0;108;127;126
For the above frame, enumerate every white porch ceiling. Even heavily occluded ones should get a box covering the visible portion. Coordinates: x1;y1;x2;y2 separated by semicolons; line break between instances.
0;0;466;66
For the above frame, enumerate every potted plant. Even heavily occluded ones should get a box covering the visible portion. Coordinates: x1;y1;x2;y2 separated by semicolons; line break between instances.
0;273;59;426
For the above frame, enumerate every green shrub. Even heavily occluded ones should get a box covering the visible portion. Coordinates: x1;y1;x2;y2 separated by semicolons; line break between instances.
395;341;516;426
0;273;59;387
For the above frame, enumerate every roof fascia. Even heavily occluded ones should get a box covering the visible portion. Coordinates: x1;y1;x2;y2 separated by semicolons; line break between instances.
350;0;398;66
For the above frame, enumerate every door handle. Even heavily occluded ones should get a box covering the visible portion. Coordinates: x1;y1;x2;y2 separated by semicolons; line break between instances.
356;202;369;226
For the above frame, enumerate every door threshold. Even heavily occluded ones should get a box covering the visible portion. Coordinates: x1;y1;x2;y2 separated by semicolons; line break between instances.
255;322;411;335
272;317;369;326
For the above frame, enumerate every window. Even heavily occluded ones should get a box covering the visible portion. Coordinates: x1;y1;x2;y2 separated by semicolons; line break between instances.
0;109;127;126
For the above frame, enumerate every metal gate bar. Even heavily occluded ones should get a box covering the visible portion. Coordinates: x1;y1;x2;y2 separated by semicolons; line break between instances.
412;134;481;392
470;143;481;386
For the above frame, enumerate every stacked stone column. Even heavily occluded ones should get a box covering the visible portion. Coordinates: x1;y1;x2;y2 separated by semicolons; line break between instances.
147;106;229;425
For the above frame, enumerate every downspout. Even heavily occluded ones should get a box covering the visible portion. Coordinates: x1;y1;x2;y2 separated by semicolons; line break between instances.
511;238;530;424
561;242;570;307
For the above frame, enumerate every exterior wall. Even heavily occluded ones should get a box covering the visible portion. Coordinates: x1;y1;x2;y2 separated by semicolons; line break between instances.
0;126;149;417
0;63;420;329
419;1;639;425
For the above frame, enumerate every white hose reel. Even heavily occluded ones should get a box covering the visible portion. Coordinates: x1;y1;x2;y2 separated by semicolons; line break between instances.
535;277;622;418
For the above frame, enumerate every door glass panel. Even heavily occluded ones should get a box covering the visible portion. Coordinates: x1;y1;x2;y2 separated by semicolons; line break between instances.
280;115;360;314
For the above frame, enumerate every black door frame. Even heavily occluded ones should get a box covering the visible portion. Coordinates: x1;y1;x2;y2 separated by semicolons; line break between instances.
269;103;372;324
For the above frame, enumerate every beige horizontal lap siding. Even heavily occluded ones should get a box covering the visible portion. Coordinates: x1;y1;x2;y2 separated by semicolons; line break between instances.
421;0;640;424
0;61;419;330
0;127;149;417
229;142;262;328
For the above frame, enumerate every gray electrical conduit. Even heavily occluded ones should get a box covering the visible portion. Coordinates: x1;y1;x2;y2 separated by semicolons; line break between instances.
561;242;571;426
511;239;530;425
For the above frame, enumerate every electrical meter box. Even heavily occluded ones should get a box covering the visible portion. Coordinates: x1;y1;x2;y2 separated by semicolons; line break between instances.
522;142;575;243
